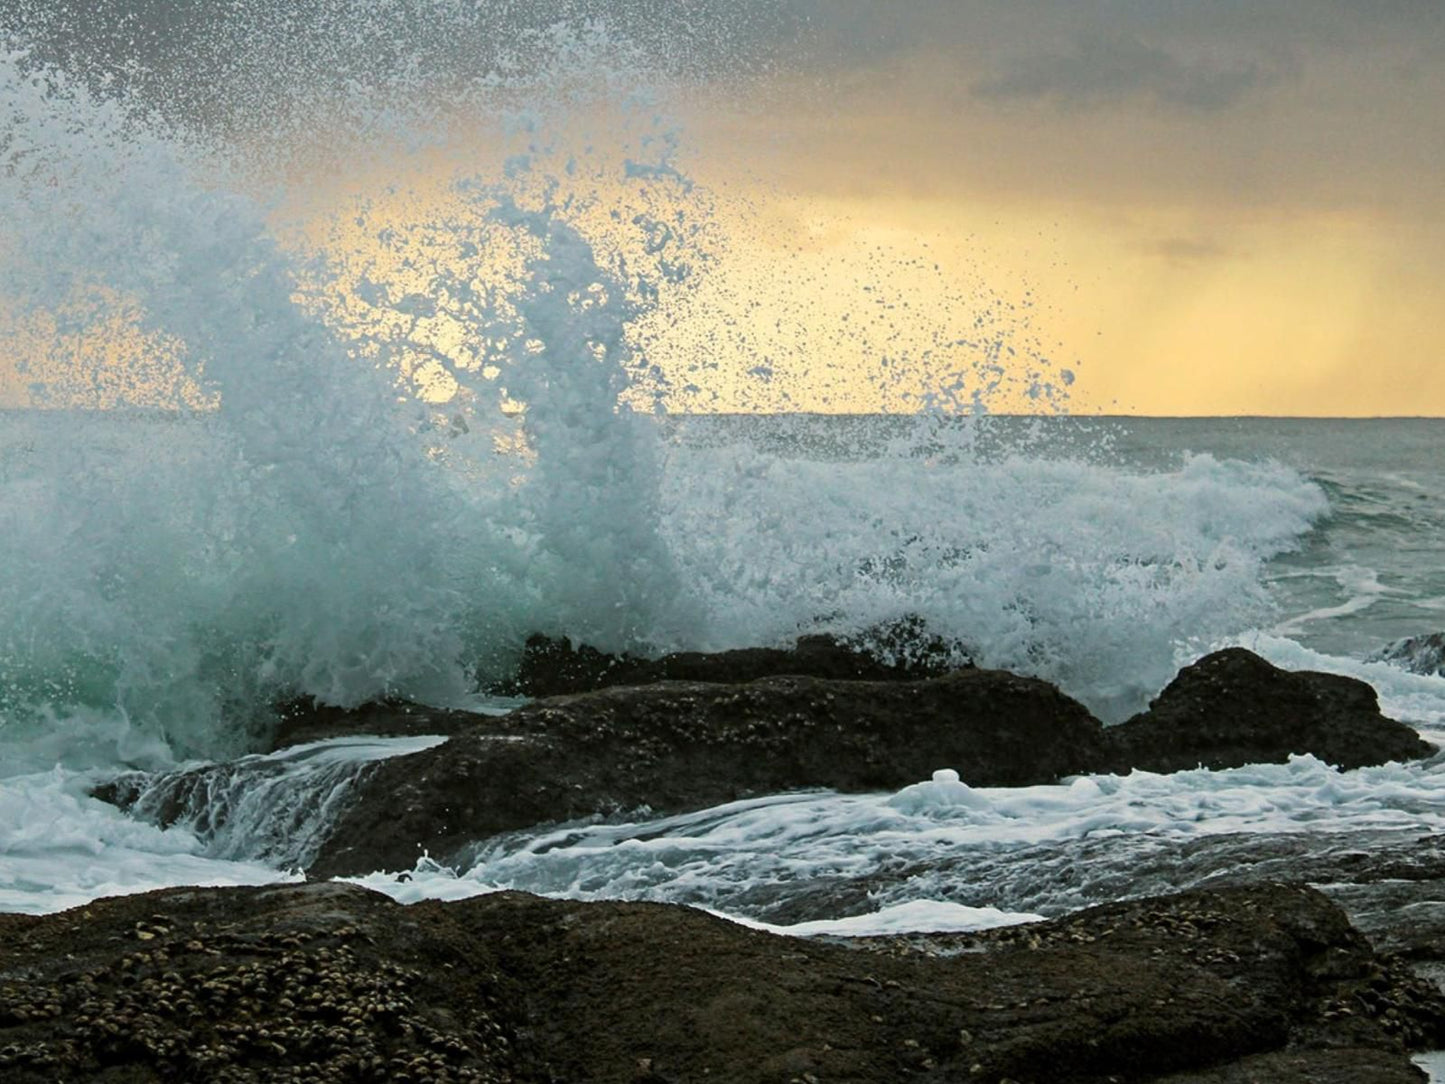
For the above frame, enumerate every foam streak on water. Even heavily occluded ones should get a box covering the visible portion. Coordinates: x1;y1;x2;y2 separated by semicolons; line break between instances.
350;743;1445;928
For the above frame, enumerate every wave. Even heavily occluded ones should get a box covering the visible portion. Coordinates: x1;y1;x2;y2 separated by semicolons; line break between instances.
0;15;1328;772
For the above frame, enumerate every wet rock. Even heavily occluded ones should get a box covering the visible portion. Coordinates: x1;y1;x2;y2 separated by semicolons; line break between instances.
94;647;1436;881
1370;632;1445;677
1102;648;1435;774
1150;1047;1431;1083
490;617;970;698
310;668;1104;877
0;881;513;1083
457;883;1445;1083
2;882;1440;1083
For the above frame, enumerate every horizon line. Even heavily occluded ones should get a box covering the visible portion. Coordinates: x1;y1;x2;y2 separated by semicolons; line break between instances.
5;405;1445;422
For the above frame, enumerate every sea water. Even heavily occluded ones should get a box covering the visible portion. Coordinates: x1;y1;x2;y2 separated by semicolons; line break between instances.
7;410;1445;928
4;8;1445;943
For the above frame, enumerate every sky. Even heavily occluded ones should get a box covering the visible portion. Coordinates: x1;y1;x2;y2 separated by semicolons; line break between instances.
691;0;1445;414
2;0;1443;415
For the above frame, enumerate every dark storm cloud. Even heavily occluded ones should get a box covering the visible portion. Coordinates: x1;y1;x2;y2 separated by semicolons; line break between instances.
783;0;1445;117
969;32;1280;113
5;0;1442;214
9;1;1442;115
733;0;1445;216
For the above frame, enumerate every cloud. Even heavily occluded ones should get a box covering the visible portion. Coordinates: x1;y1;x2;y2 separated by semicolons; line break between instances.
970;32;1283;113
1138;237;1231;265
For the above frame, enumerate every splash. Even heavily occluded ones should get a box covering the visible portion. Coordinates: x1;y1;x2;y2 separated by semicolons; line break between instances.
0;7;1323;777
0;20;712;765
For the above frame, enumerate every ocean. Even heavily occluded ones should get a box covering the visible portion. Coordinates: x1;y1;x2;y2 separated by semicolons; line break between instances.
4;6;1445;960
5;409;1445;935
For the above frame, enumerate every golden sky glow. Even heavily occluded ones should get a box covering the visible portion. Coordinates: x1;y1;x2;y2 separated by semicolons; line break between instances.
4;2;1443;416
663;11;1445;416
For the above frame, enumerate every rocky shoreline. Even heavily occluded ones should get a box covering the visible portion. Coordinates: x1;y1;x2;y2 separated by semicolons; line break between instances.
52;637;1445;1080
3;879;1444;1082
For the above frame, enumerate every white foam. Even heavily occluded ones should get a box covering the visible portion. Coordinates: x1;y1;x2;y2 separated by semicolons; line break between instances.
661;444;1327;721
1270;565;1395;635
0;768;299;915
0;14;1333;787
0;27;713;766
1414;1052;1445;1083
722;899;1044;938
887;767;992;813
346;752;1445;927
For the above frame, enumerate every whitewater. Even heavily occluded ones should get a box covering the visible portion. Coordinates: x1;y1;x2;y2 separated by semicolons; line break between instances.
4;4;1445;973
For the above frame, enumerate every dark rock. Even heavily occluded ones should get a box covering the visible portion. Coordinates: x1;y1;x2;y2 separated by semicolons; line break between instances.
490;617;970;698
2;882;1441;1083
1151;1047;1431;1083
1370;632;1445;677
1102;648;1436;774
411;883;1445;1082
93;648;1435;881
0;881;514;1083
311;668;1105;877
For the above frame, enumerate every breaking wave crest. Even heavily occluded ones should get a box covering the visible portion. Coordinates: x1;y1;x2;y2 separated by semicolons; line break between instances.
0;11;1328;772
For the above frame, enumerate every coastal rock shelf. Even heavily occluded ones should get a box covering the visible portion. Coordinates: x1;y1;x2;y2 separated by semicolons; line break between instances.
96;646;1436;879
1;881;1440;1083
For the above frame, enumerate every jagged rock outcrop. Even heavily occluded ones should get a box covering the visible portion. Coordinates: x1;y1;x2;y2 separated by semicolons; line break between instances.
1;881;1440;1083
310;668;1104;877
303;648;1431;876
1102;648;1436;774
94;647;1435;880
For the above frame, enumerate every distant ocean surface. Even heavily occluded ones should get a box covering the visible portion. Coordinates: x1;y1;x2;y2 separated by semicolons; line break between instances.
5;410;1445;936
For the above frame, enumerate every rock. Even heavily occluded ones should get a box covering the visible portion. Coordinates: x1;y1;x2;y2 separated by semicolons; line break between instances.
1101;648;1436;774
93;647;1436;880
1150;1047;1432;1083
1370;632;1445;677
490;617;970;698
473;884;1445;1083
0;881;514;1083
2;882;1440;1083
310;668;1105;877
